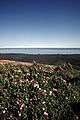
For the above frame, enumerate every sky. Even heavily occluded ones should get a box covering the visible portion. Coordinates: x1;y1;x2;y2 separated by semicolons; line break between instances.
0;0;80;48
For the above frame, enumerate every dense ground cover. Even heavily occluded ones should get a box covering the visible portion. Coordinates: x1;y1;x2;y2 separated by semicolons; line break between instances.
0;62;80;120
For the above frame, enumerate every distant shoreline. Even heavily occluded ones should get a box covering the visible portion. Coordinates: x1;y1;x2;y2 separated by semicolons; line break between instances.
0;48;80;54
0;53;80;66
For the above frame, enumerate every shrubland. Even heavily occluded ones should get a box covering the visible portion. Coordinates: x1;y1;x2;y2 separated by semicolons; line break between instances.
0;62;80;120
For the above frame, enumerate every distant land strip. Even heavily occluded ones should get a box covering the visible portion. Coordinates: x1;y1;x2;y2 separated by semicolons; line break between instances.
0;54;80;66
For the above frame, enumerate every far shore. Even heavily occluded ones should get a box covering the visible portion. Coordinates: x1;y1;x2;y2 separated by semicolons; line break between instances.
0;54;80;67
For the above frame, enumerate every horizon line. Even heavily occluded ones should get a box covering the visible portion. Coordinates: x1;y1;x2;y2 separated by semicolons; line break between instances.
0;47;80;49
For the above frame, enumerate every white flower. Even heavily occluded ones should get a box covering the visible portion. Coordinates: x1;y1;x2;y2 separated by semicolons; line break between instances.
37;85;39;88
35;74;37;77
46;81;48;83
27;73;30;76
39;88;41;90
44;111;48;116
74;96;76;99
3;110;6;113
44;90;46;92
34;83;37;87
26;98;28;100
10;114;13;118
50;91;52;94
42;101;45;104
5;108;7;110
43;108;45;110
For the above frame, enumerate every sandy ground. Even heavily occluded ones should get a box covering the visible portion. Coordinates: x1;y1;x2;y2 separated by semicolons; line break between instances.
0;60;57;68
0;60;32;66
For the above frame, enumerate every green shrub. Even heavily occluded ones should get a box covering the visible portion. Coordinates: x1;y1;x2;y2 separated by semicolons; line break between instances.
0;62;80;120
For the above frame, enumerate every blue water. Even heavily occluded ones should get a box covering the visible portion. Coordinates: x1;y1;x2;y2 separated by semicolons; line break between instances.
0;48;80;54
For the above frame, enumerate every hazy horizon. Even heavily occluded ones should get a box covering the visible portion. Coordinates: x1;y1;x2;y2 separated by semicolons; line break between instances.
0;47;80;49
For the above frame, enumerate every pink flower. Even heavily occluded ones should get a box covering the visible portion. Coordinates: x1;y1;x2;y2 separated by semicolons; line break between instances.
22;103;24;107
25;106;27;109
21;103;24;108
16;101;19;104
63;80;66;83
46;77;50;79
30;99;32;101
14;70;17;72
44;112;48;116
30;80;34;83
19;100;21;102
66;97;68;100
42;101;45;104
37;84;39;88
15;75;18;77
17;70;22;73
20;80;23;82
34;83;37;87
15;82;17;84
25;79;28;82
19;113;21;117
21;76;22;78
33;60;36;63
42;67;44;69
74;96;76;99
53;93;55;97
20;107;22;110
53;88;57;91
45;93;47;96
43;76;45;78
12;76;14;78
49;91;52;95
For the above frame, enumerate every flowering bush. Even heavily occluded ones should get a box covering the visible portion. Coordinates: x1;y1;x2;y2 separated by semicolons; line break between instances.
0;62;80;120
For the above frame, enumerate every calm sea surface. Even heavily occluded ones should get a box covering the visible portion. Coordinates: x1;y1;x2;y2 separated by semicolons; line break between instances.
0;48;80;54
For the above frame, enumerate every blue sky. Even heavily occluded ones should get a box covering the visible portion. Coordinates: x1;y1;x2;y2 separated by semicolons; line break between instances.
0;0;80;48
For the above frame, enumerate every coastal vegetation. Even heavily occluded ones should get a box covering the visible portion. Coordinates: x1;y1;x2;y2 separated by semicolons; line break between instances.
0;62;80;120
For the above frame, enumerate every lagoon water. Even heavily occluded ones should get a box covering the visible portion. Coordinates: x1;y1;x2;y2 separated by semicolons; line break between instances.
0;48;80;54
